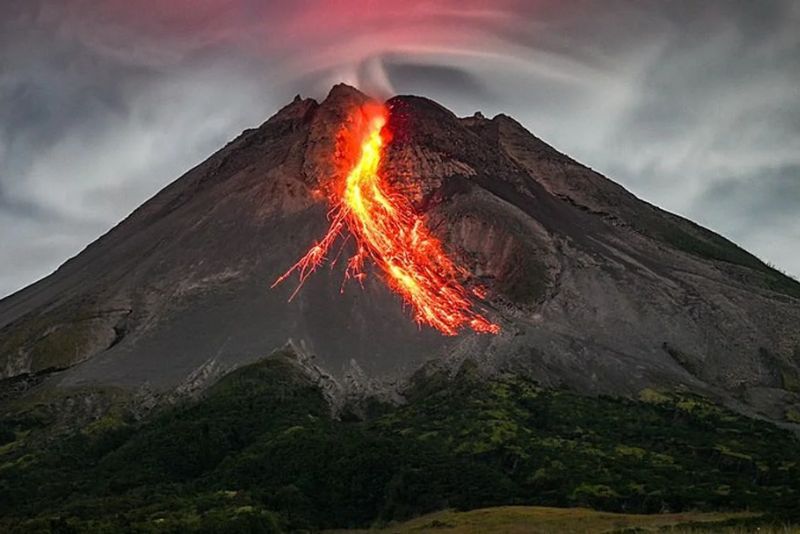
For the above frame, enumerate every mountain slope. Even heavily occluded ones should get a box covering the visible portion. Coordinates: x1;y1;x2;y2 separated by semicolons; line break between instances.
1;350;797;530
1;84;799;422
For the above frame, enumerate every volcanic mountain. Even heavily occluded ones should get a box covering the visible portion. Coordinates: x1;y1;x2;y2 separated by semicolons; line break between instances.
2;84;800;422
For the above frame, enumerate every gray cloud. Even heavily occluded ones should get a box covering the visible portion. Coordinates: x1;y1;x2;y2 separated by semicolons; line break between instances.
383;60;492;102
1;0;798;297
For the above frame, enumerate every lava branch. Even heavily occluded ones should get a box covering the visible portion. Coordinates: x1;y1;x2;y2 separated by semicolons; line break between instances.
272;103;499;336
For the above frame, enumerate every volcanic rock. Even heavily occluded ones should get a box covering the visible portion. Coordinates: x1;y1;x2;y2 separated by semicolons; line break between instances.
1;84;799;423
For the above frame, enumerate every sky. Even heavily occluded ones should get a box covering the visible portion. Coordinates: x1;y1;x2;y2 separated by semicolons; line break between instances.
1;0;798;298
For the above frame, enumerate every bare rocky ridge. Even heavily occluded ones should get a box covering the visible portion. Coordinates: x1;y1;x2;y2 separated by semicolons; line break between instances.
1;84;799;423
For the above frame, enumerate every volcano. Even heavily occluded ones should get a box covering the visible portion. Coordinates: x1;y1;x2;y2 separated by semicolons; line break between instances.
1;84;800;422
272;102;498;336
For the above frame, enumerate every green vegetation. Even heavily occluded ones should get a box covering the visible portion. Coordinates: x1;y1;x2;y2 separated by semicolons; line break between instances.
0;303;96;374
656;224;762;273
332;505;758;533
650;218;800;299
1;352;799;532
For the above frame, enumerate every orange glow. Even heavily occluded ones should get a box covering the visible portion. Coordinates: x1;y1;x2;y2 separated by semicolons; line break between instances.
273;103;499;336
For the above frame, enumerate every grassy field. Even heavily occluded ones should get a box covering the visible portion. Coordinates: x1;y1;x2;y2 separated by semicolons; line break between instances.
332;506;781;534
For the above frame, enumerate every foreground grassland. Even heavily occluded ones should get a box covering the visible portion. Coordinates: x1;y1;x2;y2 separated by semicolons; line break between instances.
331;506;761;533
1;352;799;532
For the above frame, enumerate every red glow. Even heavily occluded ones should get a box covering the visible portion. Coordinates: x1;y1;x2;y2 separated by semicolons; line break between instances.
273;103;499;336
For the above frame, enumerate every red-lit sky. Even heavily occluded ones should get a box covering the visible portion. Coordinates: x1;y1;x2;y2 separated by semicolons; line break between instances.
1;0;799;296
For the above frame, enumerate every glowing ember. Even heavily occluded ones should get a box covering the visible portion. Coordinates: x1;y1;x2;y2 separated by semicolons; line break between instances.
273;103;499;336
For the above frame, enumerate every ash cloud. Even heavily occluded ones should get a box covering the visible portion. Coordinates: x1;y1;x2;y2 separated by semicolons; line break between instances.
1;0;799;296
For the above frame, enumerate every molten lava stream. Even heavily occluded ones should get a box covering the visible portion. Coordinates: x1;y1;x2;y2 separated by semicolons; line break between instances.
273;103;499;336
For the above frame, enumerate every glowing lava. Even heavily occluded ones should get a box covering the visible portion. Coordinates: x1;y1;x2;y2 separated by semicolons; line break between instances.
273;103;499;336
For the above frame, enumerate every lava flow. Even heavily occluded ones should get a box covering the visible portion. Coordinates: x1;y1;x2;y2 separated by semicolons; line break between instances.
272;103;499;336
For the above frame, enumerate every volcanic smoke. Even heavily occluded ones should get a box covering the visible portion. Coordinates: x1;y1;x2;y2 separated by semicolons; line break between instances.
273;103;499;336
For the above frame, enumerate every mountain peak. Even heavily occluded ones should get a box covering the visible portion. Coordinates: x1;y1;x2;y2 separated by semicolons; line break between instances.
325;82;368;101
1;86;799;424
268;94;318;124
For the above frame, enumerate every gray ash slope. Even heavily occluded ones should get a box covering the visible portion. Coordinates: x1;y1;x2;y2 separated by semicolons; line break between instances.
1;84;799;422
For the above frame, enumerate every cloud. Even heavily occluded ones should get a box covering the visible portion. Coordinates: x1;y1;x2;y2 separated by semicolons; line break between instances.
1;0;798;297
691;165;800;277
0;2;281;295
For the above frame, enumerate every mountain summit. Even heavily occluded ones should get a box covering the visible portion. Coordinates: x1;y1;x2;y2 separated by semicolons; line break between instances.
1;84;799;422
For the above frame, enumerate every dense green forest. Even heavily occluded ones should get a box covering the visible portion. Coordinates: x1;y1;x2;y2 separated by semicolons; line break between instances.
1;351;799;532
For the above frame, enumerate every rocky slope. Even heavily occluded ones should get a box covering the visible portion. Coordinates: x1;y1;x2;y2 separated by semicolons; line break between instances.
1;84;799;423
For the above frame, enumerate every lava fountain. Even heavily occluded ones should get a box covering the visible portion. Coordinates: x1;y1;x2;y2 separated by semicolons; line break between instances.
273;103;499;336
